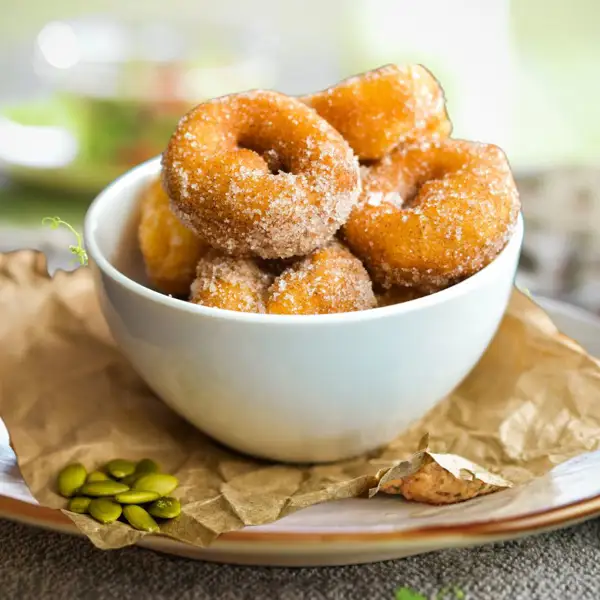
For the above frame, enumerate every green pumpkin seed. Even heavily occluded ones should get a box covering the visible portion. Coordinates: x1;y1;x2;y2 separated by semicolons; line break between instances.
88;498;122;524
120;473;140;487
115;490;160;504
148;497;181;519
79;480;129;497
57;463;87;498
67;496;91;514
135;458;160;475
105;459;136;479
86;471;110;483
123;505;160;533
133;473;178;496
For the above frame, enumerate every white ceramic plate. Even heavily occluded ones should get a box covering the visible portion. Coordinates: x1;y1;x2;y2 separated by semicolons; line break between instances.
1;297;600;567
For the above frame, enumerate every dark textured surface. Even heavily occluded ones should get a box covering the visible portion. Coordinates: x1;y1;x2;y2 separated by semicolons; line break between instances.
1;203;599;599
1;518;600;599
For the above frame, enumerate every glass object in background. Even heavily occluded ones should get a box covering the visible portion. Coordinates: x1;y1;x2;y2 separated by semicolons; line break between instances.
0;16;277;194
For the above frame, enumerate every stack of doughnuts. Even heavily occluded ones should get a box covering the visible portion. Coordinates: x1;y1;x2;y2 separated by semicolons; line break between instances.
139;64;520;315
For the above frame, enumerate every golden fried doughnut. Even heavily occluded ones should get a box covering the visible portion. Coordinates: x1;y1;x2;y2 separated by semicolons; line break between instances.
138;177;207;296
302;64;451;161
343;139;520;289
162;90;360;259
267;243;376;315
190;251;273;313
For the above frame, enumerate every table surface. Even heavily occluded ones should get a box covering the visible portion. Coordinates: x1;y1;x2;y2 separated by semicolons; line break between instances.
1;516;599;599
2;177;600;599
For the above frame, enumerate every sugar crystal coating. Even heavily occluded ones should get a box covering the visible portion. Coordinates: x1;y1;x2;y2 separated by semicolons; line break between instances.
303;64;452;161
190;251;273;313
342;139;521;290
154;64;520;314
138;177;208;296
267;242;376;315
162;90;361;259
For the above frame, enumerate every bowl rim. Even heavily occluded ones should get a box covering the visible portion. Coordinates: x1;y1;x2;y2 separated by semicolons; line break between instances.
84;156;524;326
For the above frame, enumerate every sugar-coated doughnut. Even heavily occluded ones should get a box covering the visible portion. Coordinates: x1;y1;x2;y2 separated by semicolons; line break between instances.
162;90;361;259
138;178;207;296
343;139;520;289
303;64;451;161
190;252;273;313
267;243;376;315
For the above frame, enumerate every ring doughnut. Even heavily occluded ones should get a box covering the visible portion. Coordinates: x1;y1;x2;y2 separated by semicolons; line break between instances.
190;252;273;313
138;177;207;296
302;64;451;161
162;90;361;259
342;139;520;289
267;242;376;315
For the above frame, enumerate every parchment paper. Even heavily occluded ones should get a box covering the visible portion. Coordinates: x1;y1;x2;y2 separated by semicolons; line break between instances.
1;250;599;549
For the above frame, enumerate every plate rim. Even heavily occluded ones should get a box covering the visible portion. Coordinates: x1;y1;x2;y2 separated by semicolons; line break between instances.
1;486;600;550
1;296;600;556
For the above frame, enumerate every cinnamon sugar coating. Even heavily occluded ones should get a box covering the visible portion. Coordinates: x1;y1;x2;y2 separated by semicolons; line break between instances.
162;90;361;259
190;244;376;316
138;177;208;296
157;64;520;313
267;243;376;315
342;139;520;289
190;252;273;313
303;64;451;161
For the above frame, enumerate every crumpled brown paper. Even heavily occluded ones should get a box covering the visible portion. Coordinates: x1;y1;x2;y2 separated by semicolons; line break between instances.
1;250;600;550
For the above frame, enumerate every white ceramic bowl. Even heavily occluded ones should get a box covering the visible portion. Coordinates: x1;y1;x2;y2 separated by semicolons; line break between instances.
84;157;523;463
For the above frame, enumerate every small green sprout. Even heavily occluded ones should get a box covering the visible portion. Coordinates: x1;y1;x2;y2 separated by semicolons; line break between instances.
395;588;427;600
516;282;533;298
42;217;88;266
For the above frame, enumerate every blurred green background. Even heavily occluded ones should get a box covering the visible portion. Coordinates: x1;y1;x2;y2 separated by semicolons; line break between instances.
0;0;598;309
